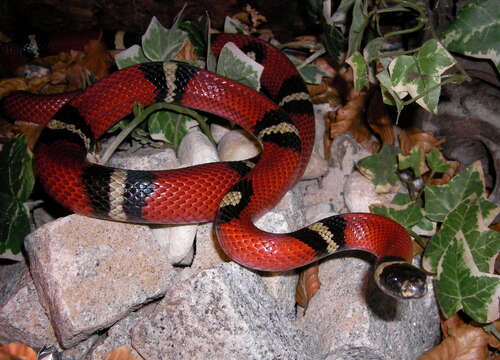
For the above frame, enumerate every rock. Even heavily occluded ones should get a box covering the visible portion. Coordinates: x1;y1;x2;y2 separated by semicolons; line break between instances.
299;134;372;222
89;304;156;360
0;262;59;349
210;122;231;143
131;262;318;360
302;149;329;180
217;129;260;162
107;145;180;170
24;215;172;348
177;127;219;166
295;256;440;360
343;171;399;213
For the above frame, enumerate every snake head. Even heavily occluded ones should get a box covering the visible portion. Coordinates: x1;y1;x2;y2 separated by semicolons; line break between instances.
374;260;427;299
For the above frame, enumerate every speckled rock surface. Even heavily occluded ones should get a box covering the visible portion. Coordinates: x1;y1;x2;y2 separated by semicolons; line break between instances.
24;215;172;348
295;256;440;360
131;262;318;360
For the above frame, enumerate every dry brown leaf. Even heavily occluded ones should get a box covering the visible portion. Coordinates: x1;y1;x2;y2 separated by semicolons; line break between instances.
399;128;446;155
0;343;37;360
81;39;113;79
104;346;138;360
419;323;490;360
0;78;28;97
329;91;370;142
366;88;394;144
174;40;198;63
295;262;321;309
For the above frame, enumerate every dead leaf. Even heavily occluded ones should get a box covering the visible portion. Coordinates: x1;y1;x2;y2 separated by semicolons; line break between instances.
428;160;460;185
174;40;198;63
399;128;445;155
81;39;113;79
366;88;394;144
296;263;321;309
104;346;138;360
329;90;370;142
418;323;490;360
0;343;37;360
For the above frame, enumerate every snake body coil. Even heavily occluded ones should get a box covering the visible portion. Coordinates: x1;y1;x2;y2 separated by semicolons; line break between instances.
2;34;426;299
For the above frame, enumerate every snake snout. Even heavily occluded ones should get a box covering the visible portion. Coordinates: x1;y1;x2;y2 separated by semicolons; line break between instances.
374;261;427;299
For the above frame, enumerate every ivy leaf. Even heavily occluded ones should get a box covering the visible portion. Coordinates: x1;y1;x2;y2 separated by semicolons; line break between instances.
440;0;500;73
426;147;452;173
224;16;247;34
322;23;347;63
424;161;485;222
141;15;188;62
376;70;404;114
287;55;329;85
423;195;500;274
398;146;428;177
347;0;368;57
147;111;195;149
436;232;500;323
216;42;263;91
114;45;149;70
357;144;400;193
0;136;34;254
388;39;456;113
346;51;368;92
370;193;423;230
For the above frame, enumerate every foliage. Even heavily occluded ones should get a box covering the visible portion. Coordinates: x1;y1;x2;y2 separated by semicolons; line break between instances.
0;136;34;254
304;0;477;118
360;145;500;323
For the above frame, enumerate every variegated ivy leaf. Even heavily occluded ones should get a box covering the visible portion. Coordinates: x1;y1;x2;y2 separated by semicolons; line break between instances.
347;0;368;57
224;16;247;34
147;111;196;149
346;51;368;92
141;15;188;62
115;45;149;69
388;39;456;113
426;147;452;174
423;195;500;274
424;161;485;222
357;144;400;193
216;42;263;91
370;193;423;230
436;232;500;323
287;55;329;85
376;70;404;114
398;146;428;177
440;0;500;72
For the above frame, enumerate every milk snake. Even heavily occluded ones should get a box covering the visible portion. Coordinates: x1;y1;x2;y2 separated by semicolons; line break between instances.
1;34;426;299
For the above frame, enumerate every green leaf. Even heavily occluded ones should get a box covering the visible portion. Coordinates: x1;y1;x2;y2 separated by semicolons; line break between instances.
424;161;485;222
224;16;247;34
347;0;368;57
180;13;210;59
388;39;456;113
322;22;346;63
216;42;263;91
436;232;500;323
287;55;329;85
147;110;192;149
357;144;401;193
330;0;356;27
114;45;149;69
346;51;368;92
440;0;500;72
141;16;189;62
364;37;385;63
0;135;34;201
370;198;423;230
398;146;428;177
426;148;452;173
376;70;405;115
423;194;500;274
0;193;30;254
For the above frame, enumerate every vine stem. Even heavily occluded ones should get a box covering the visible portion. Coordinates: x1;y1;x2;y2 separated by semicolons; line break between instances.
98;102;215;165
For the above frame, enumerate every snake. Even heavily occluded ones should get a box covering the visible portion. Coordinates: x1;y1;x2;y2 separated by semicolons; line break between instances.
1;34;426;299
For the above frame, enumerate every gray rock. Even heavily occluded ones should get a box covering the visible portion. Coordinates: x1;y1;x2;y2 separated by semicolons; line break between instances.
24;215;172;348
131;262;318;360
295;256;440;360
0;262;59;348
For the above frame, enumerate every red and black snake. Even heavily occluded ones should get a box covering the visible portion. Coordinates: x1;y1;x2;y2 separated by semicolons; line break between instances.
1;34;426;299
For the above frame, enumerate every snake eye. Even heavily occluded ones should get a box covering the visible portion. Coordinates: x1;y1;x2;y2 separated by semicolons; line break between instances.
374;261;427;299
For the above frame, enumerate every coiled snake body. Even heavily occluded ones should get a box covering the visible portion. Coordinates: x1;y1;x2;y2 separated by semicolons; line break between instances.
2;34;426;299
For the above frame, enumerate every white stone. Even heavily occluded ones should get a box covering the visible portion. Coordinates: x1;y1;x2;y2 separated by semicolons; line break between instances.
177;128;219;166
217;129;260;162
210;122;231;143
